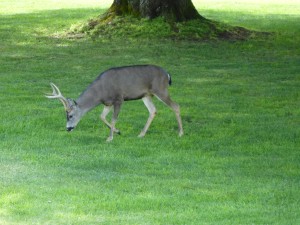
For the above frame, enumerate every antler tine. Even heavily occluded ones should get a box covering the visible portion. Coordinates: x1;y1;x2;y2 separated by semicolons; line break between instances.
45;83;69;110
45;83;64;99
50;83;62;96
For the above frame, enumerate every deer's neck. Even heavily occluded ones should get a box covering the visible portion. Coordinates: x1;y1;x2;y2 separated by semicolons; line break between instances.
76;87;102;114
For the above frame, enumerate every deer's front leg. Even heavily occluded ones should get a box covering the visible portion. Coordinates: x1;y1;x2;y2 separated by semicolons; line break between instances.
106;103;122;142
100;105;121;135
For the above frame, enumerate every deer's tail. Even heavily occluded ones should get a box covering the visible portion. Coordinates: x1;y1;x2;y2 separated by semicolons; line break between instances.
167;73;172;86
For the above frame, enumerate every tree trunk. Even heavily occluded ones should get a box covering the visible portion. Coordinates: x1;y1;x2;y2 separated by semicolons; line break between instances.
76;0;253;41
107;0;204;22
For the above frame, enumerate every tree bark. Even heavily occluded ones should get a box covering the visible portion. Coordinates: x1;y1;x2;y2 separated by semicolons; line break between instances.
108;0;204;22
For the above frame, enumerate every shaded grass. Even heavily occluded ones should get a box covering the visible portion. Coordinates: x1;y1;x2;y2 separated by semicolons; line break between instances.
1;1;300;224
71;13;254;41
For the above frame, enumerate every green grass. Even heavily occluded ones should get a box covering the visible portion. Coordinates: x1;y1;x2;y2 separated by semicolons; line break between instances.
1;0;300;224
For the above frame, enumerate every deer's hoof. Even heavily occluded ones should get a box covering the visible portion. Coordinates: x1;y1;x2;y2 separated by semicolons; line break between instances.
138;133;145;138
179;130;184;137
106;136;113;142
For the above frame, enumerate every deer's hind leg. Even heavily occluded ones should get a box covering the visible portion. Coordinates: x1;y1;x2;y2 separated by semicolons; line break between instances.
138;96;157;138
100;105;121;135
154;90;184;137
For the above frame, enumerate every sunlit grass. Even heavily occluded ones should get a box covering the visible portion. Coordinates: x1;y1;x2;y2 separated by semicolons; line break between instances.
1;0;299;15
0;0;104;15
195;0;300;15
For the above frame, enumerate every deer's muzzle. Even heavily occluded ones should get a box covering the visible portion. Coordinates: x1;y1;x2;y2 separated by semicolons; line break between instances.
67;127;74;132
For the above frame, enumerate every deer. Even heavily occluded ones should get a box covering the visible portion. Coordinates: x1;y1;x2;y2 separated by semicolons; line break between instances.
45;65;184;142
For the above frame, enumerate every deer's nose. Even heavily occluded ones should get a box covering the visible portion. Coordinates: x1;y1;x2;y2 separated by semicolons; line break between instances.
67;127;74;132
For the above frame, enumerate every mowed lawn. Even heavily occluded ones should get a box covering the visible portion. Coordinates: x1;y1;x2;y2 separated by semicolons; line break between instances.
0;0;299;224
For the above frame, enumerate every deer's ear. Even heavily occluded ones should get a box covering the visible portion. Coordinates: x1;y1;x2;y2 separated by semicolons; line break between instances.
66;99;78;108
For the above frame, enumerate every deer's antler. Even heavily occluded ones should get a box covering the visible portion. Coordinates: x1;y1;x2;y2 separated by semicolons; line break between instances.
45;83;69;110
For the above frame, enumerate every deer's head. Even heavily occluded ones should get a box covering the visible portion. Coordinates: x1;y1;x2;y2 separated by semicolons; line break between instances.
45;83;82;132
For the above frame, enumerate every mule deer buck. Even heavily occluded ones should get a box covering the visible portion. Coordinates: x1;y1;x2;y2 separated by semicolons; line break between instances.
46;65;183;142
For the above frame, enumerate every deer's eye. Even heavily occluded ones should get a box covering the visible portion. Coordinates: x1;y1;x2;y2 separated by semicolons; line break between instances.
69;115;73;119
